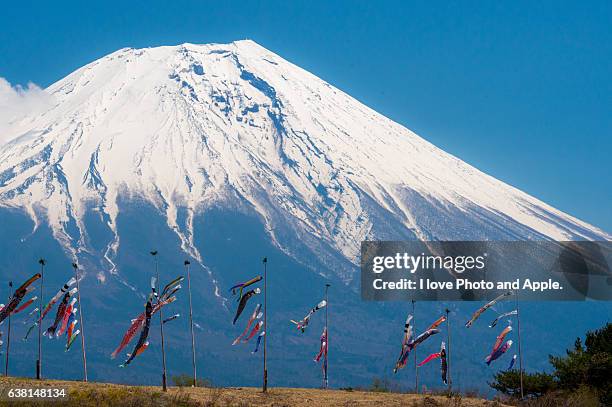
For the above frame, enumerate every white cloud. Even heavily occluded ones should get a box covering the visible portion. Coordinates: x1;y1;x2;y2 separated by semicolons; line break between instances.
0;77;54;144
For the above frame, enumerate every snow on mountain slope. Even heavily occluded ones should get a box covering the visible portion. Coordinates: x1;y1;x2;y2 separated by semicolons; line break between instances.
0;40;609;283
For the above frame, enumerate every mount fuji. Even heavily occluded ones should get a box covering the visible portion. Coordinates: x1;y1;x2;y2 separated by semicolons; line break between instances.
0;40;609;390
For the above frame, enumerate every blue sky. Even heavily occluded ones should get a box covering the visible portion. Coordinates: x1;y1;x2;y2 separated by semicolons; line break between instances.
1;1;610;231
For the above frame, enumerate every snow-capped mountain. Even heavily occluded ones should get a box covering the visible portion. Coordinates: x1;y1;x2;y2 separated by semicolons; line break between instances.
1;40;609;286
0;40;610;389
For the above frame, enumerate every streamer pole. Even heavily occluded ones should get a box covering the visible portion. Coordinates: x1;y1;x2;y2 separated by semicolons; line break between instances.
72;263;88;381
36;258;45;380
5;281;13;376
445;308;452;393
412;299;418;394
185;260;197;387
262;257;268;393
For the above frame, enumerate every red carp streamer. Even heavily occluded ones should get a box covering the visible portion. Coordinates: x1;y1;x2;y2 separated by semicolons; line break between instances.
491;325;512;354
244;320;264;342
12;296;37;314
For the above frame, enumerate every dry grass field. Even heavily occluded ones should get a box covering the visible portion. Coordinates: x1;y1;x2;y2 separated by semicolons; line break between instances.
0;377;511;407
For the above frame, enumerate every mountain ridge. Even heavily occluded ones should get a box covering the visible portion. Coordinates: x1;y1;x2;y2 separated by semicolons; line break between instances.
1;41;608;287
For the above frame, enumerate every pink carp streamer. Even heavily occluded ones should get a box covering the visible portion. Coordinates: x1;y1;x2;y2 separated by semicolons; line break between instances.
417;342;448;385
314;327;328;363
232;304;262;345
418;351;441;367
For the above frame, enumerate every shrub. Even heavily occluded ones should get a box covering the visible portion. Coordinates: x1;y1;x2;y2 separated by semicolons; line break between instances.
369;377;390;393
489;370;556;398
171;373;212;388
489;322;611;405
550;323;611;405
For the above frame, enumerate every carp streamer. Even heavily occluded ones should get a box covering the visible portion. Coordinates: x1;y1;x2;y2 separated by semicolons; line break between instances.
290;300;327;333
111;276;182;361
111;312;147;359
160;276;184;298
394;317;440;374
0;273;41;324
314;328;328;379
489;310;518;328
507;354;517;370
411;329;440;349
229;276;262;302
233;288;261;325
465;291;513;328
393;314;413;373
244;321;263;342
440;342;448;384
232;304;262;345
491;325;512;354
56;298;77;337
314;327;328;363
29;284;77;341
418;350;441;367
65;308;78;351
252;331;265;354
45;290;75;337
427;315;446;331
12;296;37;314
486;340;513;365
418;342;447;386
120;298;153;367
66;330;80;351
38;277;76;324
162;314;180;324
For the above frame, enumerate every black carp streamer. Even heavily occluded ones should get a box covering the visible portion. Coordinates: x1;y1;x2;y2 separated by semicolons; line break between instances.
233;288;260;325
120;298;153;367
